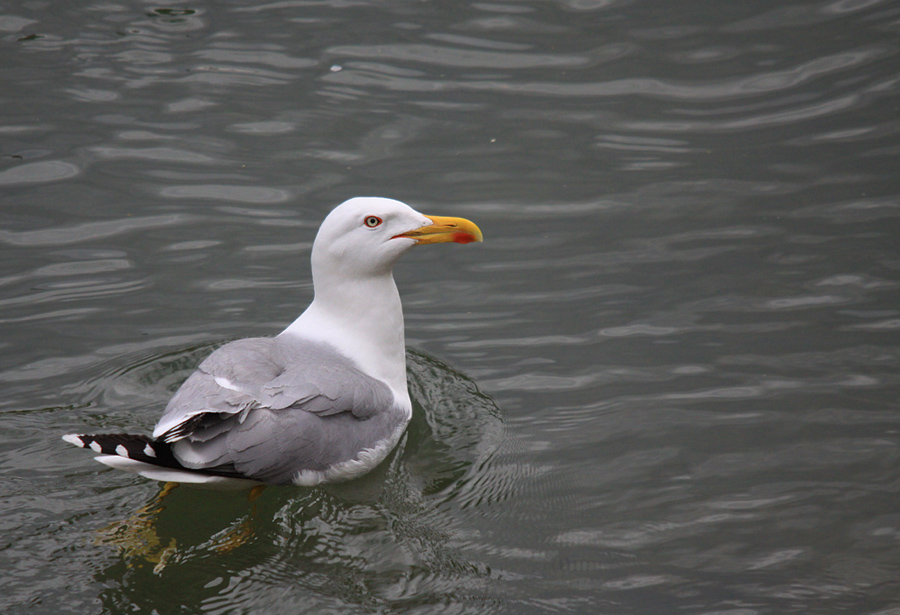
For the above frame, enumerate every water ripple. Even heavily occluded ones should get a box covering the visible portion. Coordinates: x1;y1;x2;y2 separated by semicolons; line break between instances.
329;43;591;69
0;15;37;32
160;185;291;203
196;48;317;70
89;146;219;164
181;67;296;87
0;161;80;185
628;94;862;133
325;48;884;102
0;215;191;247
0;278;148;310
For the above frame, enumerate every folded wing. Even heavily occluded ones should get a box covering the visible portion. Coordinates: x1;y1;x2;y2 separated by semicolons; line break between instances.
151;336;405;485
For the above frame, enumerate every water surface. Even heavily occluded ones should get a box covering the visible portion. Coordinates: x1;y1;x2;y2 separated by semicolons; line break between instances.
2;1;900;613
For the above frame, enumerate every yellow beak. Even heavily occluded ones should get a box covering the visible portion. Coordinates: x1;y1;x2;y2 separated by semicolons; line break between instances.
396;215;484;245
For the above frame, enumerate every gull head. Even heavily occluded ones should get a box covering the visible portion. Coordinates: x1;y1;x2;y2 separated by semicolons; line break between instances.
311;197;483;279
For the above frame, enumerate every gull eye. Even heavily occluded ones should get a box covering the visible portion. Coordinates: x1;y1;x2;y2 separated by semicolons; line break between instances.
364;215;383;228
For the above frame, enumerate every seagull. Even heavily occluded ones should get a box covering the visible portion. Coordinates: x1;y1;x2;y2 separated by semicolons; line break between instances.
63;197;483;488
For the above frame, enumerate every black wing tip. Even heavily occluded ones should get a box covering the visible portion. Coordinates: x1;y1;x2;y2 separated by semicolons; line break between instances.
61;432;245;479
62;432;179;467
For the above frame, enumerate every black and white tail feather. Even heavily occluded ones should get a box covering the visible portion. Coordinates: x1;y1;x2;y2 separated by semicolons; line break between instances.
62;433;261;489
62;433;179;467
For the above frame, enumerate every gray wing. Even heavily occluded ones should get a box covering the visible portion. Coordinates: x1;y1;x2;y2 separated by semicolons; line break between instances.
151;336;404;484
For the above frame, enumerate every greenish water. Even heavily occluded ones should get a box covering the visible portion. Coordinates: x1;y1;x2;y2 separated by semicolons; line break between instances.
2;1;900;613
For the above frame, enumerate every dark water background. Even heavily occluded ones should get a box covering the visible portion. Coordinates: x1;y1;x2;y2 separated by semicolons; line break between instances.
2;1;900;613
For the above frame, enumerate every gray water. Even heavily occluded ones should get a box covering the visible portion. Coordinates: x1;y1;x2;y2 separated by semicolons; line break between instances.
2;1;900;613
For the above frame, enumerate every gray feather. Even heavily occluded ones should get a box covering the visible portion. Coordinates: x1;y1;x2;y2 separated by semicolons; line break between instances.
154;335;404;484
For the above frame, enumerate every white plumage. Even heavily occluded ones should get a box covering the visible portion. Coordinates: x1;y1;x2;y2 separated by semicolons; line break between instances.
63;197;482;488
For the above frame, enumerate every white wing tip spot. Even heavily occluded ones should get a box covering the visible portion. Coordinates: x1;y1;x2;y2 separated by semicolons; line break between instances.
214;376;241;392
144;444;156;458
115;445;129;458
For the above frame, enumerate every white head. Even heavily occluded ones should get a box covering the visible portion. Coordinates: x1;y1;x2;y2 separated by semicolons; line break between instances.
312;197;427;280
311;197;483;281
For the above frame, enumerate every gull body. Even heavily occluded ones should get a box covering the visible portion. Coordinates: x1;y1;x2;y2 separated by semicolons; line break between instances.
63;197;482;488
